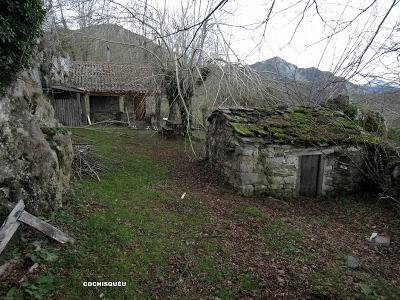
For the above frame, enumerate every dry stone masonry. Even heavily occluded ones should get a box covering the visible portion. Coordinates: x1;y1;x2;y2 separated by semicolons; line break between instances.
206;107;373;197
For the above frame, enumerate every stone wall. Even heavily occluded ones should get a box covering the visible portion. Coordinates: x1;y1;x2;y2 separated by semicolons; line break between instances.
206;115;363;197
89;95;144;123
321;151;364;196
0;38;73;215
90;95;120;122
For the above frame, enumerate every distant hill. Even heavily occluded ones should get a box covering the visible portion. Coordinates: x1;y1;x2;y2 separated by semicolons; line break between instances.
250;57;400;94
60;24;162;65
251;57;336;83
250;56;367;93
362;79;400;93
249;57;400;126
247;57;360;106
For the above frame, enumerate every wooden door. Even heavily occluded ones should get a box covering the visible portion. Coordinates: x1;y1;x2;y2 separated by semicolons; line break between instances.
133;95;146;121
299;155;321;197
51;98;82;126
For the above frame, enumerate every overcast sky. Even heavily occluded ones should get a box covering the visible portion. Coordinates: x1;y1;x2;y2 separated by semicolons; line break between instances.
147;0;399;82
61;0;399;83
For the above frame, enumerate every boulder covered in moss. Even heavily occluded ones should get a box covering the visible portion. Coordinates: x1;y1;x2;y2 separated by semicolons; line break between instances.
0;95;73;215
0;43;73;216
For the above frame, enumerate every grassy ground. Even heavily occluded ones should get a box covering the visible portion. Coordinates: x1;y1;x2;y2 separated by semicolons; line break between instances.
1;127;399;299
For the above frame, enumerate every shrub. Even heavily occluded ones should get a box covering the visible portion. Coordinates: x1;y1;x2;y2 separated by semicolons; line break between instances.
361;109;386;135
388;128;400;145
362;143;400;213
325;94;358;119
0;0;45;91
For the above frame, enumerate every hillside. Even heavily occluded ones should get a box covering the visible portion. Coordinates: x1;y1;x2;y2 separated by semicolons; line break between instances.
60;24;162;65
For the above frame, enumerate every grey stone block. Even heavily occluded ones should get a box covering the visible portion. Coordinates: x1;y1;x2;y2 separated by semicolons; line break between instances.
239;172;260;185
238;162;256;172
237;146;259;156
239;185;254;196
254;184;268;193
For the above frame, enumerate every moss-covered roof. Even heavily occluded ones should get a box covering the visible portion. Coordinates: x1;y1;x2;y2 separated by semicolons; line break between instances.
210;106;379;146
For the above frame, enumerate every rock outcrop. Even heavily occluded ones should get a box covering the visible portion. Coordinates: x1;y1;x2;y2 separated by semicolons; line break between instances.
0;37;73;216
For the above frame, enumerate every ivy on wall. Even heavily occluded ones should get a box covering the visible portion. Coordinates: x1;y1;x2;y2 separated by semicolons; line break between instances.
0;0;45;91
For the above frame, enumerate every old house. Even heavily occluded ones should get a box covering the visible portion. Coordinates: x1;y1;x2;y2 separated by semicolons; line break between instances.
206;106;379;197
48;61;156;126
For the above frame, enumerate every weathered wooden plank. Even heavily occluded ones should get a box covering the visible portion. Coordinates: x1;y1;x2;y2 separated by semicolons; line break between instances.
18;211;74;244
299;155;321;197
51;97;82;126
0;200;24;255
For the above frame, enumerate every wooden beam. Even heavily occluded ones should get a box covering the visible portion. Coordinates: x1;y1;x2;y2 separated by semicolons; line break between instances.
84;93;90;114
0;200;24;255
76;93;82;126
118;96;124;113
0;201;74;257
18;211;74;244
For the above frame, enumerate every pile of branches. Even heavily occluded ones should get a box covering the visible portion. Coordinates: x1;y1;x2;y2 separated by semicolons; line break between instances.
72;144;109;181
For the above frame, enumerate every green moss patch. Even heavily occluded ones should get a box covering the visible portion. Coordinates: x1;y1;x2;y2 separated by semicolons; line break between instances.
229;122;252;136
219;106;380;146
41;127;68;137
41;127;69;142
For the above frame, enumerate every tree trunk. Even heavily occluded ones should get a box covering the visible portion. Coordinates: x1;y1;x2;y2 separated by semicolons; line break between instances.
168;98;179;122
201;106;208;128
178;96;192;136
155;94;162;122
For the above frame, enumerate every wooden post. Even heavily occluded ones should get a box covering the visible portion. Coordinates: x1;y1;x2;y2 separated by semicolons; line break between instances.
76;93;82;125
118;96;124;113
84;94;90;124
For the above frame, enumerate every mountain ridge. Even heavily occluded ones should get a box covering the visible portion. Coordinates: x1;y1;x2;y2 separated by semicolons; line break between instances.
251;56;336;83
250;56;397;94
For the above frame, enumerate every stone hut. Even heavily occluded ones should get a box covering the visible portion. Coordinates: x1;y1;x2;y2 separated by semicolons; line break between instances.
206;106;379;197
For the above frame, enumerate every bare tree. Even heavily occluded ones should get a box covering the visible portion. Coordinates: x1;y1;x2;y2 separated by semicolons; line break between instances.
45;0;119;29
100;0;274;137
46;1;400;135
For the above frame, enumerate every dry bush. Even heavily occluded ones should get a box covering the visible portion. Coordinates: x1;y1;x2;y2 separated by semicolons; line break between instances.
362;143;400;212
72;144;109;181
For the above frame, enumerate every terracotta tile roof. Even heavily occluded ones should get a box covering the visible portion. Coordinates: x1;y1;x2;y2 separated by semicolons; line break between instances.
66;61;156;93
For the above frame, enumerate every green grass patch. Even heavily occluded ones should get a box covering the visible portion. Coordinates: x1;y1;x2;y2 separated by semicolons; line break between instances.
0;127;266;299
240;206;266;221
214;288;232;300
262;217;307;257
